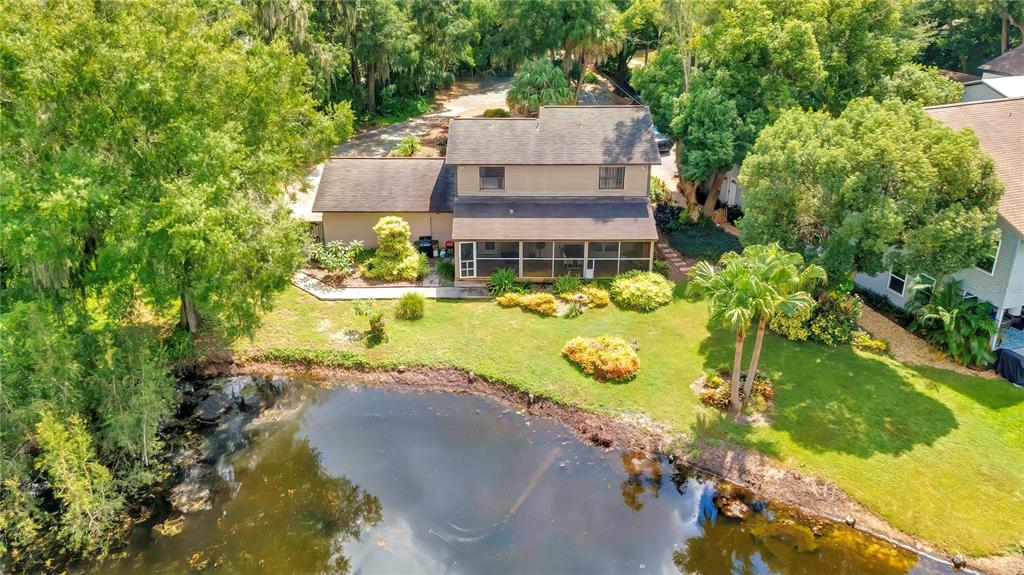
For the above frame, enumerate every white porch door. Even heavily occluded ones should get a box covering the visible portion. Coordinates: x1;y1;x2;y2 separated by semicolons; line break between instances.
459;242;476;278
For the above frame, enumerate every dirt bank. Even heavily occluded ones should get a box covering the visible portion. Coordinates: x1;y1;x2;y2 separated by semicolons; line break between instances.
227;360;1019;575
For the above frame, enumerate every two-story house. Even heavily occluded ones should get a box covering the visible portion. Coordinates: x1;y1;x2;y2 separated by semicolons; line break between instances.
311;106;661;282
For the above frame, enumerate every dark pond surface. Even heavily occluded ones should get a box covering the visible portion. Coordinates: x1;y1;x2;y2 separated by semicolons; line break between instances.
101;376;956;574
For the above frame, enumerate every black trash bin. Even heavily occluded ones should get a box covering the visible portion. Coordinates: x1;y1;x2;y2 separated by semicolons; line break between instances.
416;236;434;256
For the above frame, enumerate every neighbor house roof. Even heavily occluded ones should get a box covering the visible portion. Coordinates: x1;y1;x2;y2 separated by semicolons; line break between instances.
940;69;981;83
979;45;1024;76
312;157;454;213
452;197;658;241
445;106;661;165
964;76;1024;98
926;97;1024;234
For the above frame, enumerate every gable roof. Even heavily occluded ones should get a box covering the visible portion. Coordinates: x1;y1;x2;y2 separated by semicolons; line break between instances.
312;157;454;213
445;106;661;165
926;97;1024;235
979;45;1024;76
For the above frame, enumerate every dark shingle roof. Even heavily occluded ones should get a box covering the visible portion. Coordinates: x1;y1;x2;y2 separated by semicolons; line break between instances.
452;197;657;240
312;158;454;213
978;45;1024;76
445;106;661;165
927;97;1024;235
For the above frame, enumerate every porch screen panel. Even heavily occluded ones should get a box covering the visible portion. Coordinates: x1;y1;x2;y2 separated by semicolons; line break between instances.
475;241;518;277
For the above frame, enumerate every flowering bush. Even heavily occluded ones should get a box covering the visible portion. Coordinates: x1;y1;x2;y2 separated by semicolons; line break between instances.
769;305;814;341
852;330;889;354
809;292;862;346
559;285;610;308
562;336;640;381
495;292;557;316
609;271;674;312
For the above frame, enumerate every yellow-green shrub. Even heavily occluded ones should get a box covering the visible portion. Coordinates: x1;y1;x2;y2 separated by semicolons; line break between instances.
559;285;610;308
495;292;557;316
609;271;673;312
362;216;428;282
852;330;889;354
496;293;521;307
562;336;640;381
769;305;813;341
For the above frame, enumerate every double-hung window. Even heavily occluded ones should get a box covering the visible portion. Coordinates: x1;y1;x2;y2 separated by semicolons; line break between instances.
598;166;625;190
479;167;505;190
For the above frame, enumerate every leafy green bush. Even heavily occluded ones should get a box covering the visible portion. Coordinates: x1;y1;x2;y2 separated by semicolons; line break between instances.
257;347;369;368
649;176;670;204
436;258;455;282
652;259;670;278
487;267;522;296
482;107;510;117
395;292;425;320
583;69;598;83
907;280;997;366
387;135;421;157
552;273;582;294
769;305;814;341
563;301;584;319
809;292;862;346
562;336;640;381
664;220;742;262
852;330;889;354
310;240;363;276
698;368;774;410
609;271;674;312
362;216;427;282
353;300;387;342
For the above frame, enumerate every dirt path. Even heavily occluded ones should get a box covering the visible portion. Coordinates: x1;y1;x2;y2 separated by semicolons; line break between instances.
858;306;999;379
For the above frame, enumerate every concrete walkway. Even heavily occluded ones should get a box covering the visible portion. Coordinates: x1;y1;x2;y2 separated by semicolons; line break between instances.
293;272;490;301
655;237;697;282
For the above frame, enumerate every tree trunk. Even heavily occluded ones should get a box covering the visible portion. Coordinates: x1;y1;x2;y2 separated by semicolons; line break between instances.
1003;13;1009;53
682;180;700;223
574;55;587;104
179;289;201;333
730;328;745;413
703;171;725;218
742;317;767;410
644;46;649;64
367;62;377;115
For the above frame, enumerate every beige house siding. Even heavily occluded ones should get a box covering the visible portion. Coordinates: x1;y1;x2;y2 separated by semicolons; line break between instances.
455;164;649;197
321;212;453;248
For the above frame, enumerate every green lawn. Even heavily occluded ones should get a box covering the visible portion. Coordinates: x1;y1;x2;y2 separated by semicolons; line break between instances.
238;285;1024;557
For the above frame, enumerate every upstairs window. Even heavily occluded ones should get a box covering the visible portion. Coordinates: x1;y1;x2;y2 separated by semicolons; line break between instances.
888;270;906;296
599;166;625;190
479;166;505;190
975;240;1000;275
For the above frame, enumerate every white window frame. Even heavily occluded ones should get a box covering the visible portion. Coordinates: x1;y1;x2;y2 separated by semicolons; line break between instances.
479;166;505;190
598;166;626;190
974;239;1001;275
887;269;906;297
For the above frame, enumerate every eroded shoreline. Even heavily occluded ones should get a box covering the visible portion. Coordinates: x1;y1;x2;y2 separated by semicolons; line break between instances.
221;360;1017;575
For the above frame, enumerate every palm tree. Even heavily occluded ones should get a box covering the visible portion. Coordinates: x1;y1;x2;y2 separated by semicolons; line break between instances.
563;1;622;103
686;260;760;412
506;58;574;115
725;244;826;409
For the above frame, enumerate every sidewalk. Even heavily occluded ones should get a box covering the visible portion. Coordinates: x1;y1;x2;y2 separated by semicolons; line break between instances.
293;272;490;301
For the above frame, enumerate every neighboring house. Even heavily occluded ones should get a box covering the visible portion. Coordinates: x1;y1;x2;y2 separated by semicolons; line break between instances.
962;75;1024;101
978;45;1024;78
854;98;1024;336
312;106;661;281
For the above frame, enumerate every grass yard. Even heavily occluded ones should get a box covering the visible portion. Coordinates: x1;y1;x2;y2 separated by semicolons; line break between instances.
237;285;1024;557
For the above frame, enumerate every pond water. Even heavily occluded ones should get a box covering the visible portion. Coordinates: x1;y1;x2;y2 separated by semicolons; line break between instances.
101;376;955;574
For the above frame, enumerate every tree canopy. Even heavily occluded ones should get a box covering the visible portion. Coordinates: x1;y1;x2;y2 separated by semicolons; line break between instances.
506;58;575;114
737;98;1003;282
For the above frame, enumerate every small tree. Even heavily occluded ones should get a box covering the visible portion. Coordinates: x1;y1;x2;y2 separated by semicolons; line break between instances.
363;216;427;282
506;58;573;115
387;136;422;157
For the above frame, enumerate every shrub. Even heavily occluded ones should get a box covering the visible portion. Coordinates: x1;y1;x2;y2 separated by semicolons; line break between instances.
906;280;997;366
652;259;670;278
769;305;814;341
649;176;670;204
609;271;674;312
563;301;584;319
654;202;683;231
664;220;742;262
395;292;425;320
552;273;582;295
387;135;421;157
495;292;557;316
852;330;889;354
482;107;510;118
809;292;862;346
310;240;364;276
698;368;774;410
436;258;455;282
560;285;610;308
583;69;598;83
353;300;387;342
257;347;369;368
363;216;427;282
495;293;522;307
562;336;640;381
487;267;521;296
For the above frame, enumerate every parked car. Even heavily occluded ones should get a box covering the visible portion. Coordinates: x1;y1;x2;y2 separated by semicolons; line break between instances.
652;125;672;154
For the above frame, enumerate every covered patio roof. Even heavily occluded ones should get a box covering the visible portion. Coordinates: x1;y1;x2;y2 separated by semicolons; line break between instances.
452;197;657;241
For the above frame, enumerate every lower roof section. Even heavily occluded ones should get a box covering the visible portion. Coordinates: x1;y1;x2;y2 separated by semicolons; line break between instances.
452;197;657;241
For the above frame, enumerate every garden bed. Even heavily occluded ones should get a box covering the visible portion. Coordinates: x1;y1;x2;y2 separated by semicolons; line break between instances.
303;259;445;288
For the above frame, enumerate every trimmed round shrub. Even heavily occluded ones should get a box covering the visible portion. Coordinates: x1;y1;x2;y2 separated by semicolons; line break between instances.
482;107;511;118
363;216;428;282
609;271;674;312
562;336;640;381
395;292;425;320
